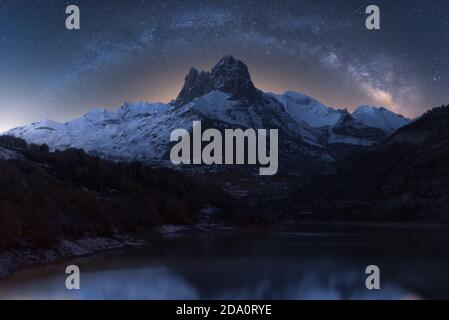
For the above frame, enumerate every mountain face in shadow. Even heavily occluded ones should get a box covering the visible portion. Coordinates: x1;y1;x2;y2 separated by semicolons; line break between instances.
175;55;261;107
282;105;449;223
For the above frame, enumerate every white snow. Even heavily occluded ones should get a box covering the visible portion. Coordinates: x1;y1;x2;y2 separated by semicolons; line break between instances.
274;93;409;134
0;147;18;160
189;91;243;125
5;101;179;161
117;102;167;119
274;91;344;128
352;105;410;133
0;235;145;280
4;89;409;161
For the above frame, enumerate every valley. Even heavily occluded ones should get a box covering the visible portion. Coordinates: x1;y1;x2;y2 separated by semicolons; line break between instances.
0;56;448;280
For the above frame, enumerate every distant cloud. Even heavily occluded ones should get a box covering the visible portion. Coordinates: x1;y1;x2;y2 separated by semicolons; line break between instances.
321;52;341;69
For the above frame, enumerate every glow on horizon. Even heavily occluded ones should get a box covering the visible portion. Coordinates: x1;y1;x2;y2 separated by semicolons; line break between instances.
0;75;411;133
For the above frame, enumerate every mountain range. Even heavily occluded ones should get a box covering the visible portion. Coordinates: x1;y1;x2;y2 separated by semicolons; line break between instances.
1;56;448;225
5;56;410;174
282;105;449;223
1;56;448;285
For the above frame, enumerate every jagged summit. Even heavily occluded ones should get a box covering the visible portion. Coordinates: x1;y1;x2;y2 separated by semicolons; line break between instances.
334;110;357;128
174;55;259;108
328;109;388;144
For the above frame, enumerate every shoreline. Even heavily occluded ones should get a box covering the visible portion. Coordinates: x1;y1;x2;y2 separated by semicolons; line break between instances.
1;220;447;282
0;235;146;281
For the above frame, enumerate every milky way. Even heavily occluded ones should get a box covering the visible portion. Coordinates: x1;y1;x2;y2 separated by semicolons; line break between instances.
0;0;448;131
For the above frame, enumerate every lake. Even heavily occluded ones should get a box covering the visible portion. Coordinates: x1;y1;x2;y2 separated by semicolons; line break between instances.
0;223;448;300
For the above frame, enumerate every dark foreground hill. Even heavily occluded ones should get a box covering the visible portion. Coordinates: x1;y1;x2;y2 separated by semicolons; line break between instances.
282;105;449;223
0;136;238;250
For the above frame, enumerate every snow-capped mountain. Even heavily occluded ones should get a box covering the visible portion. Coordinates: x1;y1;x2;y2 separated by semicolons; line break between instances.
5;56;409;169
352;105;410;133
8;102;198;162
273;91;344;128
274;93;410;132
323;110;389;146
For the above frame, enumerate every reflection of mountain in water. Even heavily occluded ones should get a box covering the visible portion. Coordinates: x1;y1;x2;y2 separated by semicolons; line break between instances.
0;266;417;300
1;227;448;300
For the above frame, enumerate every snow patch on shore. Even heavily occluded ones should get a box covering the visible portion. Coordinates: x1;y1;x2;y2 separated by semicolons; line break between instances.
0;235;145;279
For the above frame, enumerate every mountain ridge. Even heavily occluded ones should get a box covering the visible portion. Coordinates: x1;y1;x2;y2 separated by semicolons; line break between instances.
281;105;449;223
4;56;410;168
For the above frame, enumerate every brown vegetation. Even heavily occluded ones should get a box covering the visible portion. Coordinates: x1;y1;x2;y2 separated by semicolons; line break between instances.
0;136;207;249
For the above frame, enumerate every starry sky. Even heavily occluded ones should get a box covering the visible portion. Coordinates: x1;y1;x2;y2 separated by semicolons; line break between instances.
0;0;448;132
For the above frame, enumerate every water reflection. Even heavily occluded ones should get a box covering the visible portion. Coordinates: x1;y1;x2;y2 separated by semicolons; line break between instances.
0;226;448;300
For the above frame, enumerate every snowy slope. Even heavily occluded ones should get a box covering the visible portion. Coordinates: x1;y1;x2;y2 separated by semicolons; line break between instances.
6;92;321;162
190;90;320;146
274;93;409;134
0;147;18;160
273;91;344;128
352;106;410;133
7;102;179;161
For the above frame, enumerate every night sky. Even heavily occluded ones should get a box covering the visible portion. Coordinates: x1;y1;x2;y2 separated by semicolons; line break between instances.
1;0;448;132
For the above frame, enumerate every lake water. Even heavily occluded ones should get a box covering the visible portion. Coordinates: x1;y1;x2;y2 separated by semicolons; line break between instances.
0;224;448;300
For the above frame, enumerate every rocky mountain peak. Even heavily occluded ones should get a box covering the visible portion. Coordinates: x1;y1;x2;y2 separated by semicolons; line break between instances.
174;67;213;108
334;110;355;127
174;55;259;108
